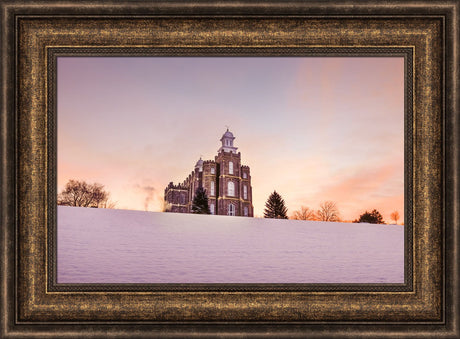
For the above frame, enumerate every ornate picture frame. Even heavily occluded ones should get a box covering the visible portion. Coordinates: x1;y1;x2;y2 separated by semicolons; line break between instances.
1;1;458;337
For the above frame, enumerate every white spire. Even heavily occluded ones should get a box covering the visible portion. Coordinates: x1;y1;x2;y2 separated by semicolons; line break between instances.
218;128;238;153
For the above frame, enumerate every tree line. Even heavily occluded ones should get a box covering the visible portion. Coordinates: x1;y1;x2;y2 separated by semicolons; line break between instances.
263;191;342;221
264;191;400;224
58;179;401;224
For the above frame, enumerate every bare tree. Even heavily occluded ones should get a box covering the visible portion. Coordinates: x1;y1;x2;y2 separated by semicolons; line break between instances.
100;197;117;209
317;201;341;222
58;179;112;208
292;206;317;220
390;211;400;224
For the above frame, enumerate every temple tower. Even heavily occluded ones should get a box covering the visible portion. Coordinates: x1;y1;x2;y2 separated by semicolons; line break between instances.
164;129;253;217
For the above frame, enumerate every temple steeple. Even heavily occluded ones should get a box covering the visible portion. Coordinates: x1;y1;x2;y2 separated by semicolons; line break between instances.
218;128;238;153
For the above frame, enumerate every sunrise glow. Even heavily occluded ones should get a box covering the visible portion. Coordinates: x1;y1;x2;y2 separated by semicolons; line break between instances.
57;57;404;222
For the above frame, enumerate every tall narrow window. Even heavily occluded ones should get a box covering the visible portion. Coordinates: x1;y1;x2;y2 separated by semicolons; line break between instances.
244;207;248;216
210;181;215;196
228;181;235;196
229;161;233;174
243;185;248;200
228;204;235;216
243;172;247;179
210;203;215;215
210;167;215;174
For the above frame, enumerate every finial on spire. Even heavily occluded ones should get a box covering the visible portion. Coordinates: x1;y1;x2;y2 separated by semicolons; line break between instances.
225;125;229;131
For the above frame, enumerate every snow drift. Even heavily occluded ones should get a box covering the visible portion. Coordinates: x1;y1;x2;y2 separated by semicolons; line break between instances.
57;206;404;284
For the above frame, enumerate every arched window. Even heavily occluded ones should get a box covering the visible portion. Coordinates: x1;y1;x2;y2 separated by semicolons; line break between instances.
244;206;248;216
210;203;215;215
229;161;233;174
228;181;235;196
243;185;248;200
228;204;235;216
210;181;215;196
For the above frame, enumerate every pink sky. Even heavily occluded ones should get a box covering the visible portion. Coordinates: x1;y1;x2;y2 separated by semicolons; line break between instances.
57;57;404;222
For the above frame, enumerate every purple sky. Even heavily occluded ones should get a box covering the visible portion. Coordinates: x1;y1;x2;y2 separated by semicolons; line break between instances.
57;57;404;221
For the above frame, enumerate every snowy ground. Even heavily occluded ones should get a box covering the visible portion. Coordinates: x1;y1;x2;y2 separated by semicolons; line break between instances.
57;206;405;284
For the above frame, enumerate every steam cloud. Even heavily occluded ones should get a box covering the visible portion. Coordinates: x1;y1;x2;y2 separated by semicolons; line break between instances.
141;185;156;211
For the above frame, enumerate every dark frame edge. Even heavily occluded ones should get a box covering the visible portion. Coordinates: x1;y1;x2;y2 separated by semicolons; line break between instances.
445;1;460;338
0;1;16;338
2;0;460;338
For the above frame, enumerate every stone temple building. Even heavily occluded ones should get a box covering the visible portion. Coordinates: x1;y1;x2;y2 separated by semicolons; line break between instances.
164;129;253;217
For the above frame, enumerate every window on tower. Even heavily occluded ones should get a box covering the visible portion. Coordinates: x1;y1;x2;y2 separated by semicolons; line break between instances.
228;204;235;216
244;206;248;216
243;185;248;200
210;167;215;174
210;181;215;196
229;161;233;174
210;203;215;215
243;172;247;179
228;181;235;196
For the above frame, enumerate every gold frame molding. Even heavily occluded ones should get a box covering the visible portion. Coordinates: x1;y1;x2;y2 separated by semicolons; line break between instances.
45;45;415;294
1;1;459;338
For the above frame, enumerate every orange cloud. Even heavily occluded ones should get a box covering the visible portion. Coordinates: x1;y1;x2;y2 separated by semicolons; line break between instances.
309;161;404;221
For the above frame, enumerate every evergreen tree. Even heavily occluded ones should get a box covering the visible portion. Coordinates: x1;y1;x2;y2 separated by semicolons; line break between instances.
264;191;288;219
354;209;385;224
191;186;211;214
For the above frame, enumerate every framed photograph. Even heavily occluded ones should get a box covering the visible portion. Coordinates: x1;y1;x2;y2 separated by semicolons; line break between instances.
1;1;458;338
55;55;407;287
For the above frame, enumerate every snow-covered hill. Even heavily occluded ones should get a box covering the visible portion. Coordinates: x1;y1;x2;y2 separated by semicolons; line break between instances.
57;206;404;284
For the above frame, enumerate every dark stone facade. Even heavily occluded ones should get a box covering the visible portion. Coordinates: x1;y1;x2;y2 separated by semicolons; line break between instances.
164;130;254;217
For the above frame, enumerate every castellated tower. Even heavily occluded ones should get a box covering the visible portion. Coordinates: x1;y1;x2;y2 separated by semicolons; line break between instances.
164;129;254;217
